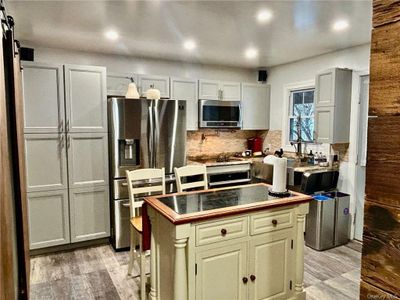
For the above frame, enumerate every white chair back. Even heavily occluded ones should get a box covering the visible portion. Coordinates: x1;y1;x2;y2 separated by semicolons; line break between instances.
126;168;165;218
174;165;208;193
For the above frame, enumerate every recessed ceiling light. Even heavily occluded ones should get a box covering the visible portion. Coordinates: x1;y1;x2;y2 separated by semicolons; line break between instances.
183;39;197;51
332;20;349;31
245;47;258;59
257;9;273;23
104;30;119;40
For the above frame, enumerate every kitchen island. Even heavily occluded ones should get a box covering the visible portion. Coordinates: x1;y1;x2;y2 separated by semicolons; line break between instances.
144;183;312;300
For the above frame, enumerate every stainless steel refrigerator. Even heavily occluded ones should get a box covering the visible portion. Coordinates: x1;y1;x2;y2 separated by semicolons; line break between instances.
108;97;186;250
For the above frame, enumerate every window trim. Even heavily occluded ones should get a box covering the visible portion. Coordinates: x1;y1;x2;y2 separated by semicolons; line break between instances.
281;80;315;152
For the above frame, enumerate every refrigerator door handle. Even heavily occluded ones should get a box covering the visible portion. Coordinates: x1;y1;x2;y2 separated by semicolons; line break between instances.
148;101;154;167
153;100;160;167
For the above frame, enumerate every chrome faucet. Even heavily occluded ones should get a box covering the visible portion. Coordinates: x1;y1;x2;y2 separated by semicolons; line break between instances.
290;115;303;158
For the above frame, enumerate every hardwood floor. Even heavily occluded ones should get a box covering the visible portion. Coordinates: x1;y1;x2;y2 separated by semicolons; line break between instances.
30;243;361;299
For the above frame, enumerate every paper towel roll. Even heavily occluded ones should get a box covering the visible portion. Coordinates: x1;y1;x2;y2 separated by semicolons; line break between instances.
263;155;287;193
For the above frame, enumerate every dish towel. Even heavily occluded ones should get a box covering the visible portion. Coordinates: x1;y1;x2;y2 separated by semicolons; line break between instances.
142;202;151;251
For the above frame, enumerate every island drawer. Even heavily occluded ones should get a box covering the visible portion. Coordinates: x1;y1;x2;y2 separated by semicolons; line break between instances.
250;209;294;235
195;217;248;246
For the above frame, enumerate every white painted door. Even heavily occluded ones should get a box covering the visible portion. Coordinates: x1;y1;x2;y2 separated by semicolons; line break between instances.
67;133;108;188
107;73;137;96
315;69;335;107
314;106;334;143
28;189;70;249
248;230;294;300
242;83;270;130
171;77;198;130
199;80;220;100
24;133;68;192
354;75;369;241
196;242;248;300
221;81;241;101
138;75;170;98
64;64;107;133
22;62;65;133
69;185;110;242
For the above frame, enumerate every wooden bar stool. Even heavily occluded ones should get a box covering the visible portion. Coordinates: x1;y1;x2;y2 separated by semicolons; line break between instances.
174;165;208;192
126;168;165;300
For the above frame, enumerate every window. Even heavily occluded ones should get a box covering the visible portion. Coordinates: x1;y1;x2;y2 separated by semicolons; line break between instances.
289;89;315;142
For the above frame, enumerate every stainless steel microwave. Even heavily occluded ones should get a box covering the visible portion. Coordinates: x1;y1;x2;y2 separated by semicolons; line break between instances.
199;100;242;129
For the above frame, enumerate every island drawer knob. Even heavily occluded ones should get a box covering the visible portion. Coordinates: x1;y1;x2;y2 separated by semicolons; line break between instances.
272;219;278;226
250;275;256;282
242;277;248;284
221;228;227;236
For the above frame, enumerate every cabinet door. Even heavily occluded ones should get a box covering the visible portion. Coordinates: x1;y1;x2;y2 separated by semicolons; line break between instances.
196;242;248;300
314;106;335;143
24;133;68;192
199;80;220;100
242;83;270;130
221;81;241;101
67;133;108;188
315;69;335;107
69;186;110;242
138;75;170;98
248;230;294;300
22;62;65;133
28;189;70;249
171;77;198;130
107;73;137;96
64;64;107;133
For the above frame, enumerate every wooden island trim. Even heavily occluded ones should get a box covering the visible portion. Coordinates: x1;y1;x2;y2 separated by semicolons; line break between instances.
144;183;312;225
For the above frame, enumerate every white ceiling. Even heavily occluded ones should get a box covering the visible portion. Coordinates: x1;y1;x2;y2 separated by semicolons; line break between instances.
8;0;372;68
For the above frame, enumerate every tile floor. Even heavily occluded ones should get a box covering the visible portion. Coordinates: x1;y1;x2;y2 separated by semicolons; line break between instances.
30;243;361;300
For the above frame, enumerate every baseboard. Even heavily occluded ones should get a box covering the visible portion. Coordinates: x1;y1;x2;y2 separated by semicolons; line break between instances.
30;238;110;256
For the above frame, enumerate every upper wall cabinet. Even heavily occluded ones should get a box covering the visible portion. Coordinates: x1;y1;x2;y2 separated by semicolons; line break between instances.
64;65;107;133
22;62;65;133
107;73;137;96
241;83;270;130
199;80;241;101
171;77;198;130
138;74;170;98
314;68;352;143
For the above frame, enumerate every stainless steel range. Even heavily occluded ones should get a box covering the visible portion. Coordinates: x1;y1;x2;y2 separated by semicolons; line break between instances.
108;97;186;250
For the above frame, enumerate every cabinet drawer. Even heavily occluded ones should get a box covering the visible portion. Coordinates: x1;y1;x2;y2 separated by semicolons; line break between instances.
250;210;294;235
195;217;248;246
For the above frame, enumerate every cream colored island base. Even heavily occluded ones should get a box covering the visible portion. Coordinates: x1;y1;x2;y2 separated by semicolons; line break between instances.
147;202;309;300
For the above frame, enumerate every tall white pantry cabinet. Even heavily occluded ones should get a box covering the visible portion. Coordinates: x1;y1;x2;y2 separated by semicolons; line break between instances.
22;62;110;250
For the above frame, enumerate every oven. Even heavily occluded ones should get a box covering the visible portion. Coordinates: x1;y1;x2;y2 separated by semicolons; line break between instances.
199;100;242;129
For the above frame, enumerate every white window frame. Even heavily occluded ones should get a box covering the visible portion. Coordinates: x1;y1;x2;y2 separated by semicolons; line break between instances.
281;80;315;152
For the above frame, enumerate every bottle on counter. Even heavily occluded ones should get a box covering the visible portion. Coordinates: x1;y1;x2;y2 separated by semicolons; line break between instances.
307;150;314;165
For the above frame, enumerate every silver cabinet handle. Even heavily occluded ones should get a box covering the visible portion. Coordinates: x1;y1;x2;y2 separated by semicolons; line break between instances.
60;119;64;132
67;135;71;148
66;120;70;132
368;115;378;119
122;202;130;208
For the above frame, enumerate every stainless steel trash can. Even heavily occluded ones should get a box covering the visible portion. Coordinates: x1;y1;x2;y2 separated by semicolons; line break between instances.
305;192;350;251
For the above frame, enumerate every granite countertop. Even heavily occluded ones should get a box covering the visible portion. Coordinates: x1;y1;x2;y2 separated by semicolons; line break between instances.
144;183;312;224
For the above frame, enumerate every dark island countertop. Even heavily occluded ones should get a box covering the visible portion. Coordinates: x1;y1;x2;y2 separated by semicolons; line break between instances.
144;183;312;225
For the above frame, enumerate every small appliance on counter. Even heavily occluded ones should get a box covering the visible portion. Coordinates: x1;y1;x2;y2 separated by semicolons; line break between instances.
247;136;263;153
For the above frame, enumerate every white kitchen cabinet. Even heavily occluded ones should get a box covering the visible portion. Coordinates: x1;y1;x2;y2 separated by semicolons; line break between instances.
241;83;270;130
314;68;352;143
221;81;241;101
64;64;107;133
195;242;248;300
248;230;294;300
67;133;108;189
171;77;198;130
138;74;170;98
24;133;68;192
69;185;110;242
28;189;70;249
22;62;65;133
107;72;137;96
199;79;241;101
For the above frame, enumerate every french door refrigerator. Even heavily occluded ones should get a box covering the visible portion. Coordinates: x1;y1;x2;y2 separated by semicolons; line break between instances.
108;97;186;250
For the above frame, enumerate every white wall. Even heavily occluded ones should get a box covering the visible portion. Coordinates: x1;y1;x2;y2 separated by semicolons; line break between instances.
25;44;256;82
267;44;371;130
266;44;371;240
